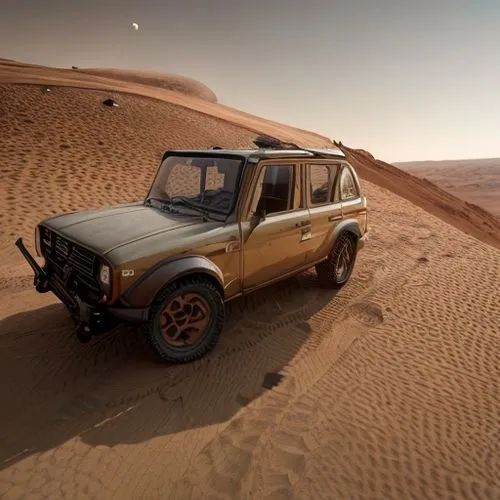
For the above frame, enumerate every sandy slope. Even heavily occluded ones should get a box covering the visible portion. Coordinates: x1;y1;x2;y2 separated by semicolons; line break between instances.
341;147;500;250
395;158;500;219
0;62;499;499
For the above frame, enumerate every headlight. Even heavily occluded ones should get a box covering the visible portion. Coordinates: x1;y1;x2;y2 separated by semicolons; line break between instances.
99;264;111;286
35;226;42;256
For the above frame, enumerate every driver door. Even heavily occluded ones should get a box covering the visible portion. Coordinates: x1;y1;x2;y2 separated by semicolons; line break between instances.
242;162;311;290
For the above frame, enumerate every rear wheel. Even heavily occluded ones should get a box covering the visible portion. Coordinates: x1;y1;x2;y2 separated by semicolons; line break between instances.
315;232;358;288
146;276;225;363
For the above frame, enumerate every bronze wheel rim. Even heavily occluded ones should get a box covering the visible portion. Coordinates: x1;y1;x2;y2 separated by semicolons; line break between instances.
159;292;211;347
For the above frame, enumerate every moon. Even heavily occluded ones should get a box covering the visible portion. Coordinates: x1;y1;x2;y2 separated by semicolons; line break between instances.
132;22;139;31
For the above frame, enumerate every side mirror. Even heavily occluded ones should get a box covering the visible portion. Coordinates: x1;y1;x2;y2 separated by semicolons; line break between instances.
250;206;266;228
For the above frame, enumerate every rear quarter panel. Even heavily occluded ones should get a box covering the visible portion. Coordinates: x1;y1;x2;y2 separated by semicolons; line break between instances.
342;196;368;236
341;163;368;236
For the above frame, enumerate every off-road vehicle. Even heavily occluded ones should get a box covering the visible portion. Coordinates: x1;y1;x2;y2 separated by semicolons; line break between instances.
16;135;369;364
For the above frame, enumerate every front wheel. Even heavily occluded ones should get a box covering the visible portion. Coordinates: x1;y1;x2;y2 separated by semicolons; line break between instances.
315;232;358;289
146;276;225;363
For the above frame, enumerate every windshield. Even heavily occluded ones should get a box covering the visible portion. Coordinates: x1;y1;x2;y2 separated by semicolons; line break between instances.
146;155;245;217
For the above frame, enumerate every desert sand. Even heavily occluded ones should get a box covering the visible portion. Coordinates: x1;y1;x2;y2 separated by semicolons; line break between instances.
396;158;500;219
0;60;499;500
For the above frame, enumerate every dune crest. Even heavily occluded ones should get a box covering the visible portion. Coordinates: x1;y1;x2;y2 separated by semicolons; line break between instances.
77;67;218;103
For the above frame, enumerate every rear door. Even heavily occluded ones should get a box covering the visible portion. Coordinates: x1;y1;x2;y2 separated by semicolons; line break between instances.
303;162;343;263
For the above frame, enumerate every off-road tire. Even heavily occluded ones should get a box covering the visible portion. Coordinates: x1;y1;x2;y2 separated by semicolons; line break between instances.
146;275;225;364
315;232;358;289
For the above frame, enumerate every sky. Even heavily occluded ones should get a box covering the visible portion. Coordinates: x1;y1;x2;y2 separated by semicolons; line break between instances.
1;0;500;162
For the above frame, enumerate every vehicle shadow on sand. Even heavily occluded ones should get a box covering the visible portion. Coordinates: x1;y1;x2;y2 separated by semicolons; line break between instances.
0;270;343;470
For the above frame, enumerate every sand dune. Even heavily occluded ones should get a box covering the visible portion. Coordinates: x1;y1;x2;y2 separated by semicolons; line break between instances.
0;59;330;148
395;158;500;219
0;60;499;499
75;68;218;103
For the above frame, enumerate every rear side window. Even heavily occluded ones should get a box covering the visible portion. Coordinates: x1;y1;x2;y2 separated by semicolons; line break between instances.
308;164;340;205
339;166;359;200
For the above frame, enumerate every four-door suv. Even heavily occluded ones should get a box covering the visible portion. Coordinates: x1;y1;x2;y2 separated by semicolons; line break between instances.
16;135;369;364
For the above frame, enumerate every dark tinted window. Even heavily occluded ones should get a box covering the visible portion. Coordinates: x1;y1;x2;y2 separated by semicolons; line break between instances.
254;164;293;215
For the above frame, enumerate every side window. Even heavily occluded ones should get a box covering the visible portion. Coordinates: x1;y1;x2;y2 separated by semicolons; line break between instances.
339;167;359;200
308;164;340;205
252;164;293;216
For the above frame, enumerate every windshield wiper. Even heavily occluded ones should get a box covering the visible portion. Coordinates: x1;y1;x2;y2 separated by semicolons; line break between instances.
145;197;181;214
169;196;217;222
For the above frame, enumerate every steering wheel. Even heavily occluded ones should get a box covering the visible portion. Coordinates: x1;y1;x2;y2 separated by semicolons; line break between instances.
209;189;233;209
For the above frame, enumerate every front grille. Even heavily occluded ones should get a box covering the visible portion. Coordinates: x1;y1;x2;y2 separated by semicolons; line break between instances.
68;246;97;285
40;227;100;291
55;236;69;261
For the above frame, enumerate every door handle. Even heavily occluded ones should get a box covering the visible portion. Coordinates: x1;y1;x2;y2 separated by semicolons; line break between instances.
328;215;343;222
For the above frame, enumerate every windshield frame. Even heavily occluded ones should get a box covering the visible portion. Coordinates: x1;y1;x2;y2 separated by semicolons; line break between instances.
144;152;247;219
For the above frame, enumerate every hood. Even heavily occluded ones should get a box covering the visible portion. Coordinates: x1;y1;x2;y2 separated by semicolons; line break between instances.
42;202;209;256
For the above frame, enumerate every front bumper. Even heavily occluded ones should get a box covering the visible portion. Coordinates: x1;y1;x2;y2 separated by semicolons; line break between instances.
15;238;148;341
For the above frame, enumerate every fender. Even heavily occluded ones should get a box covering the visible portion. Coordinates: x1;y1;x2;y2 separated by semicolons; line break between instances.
123;254;225;308
328;218;361;250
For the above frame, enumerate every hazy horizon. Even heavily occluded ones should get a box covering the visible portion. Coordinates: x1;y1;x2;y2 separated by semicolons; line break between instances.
2;0;500;163
394;156;500;164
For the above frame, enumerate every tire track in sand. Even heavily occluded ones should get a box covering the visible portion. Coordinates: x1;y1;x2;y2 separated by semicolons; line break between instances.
164;241;412;499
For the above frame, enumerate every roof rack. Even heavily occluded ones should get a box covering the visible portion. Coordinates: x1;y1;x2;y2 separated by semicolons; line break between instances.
252;134;344;159
253;134;300;150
